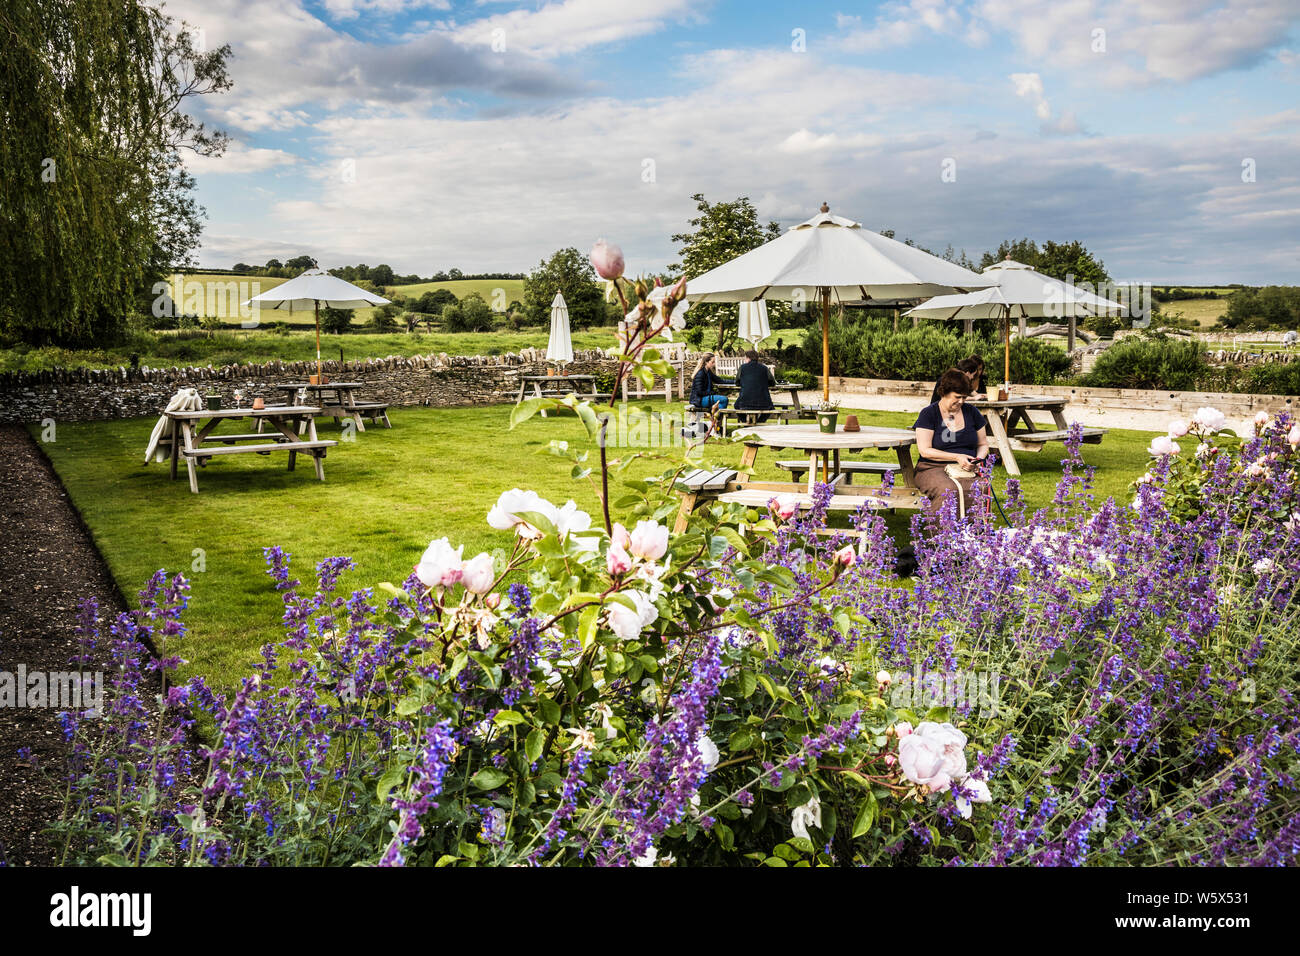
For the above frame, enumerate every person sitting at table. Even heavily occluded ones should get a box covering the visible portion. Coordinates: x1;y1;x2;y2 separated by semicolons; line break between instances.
913;369;990;511
734;350;776;422
689;352;732;411
929;355;987;404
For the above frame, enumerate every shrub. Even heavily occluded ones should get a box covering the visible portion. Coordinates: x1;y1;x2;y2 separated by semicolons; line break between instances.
1007;338;1072;386
1080;335;1207;390
1242;361;1300;396
779;368;815;389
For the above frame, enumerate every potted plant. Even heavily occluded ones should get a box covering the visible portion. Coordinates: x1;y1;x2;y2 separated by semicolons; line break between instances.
815;399;840;433
205;392;221;411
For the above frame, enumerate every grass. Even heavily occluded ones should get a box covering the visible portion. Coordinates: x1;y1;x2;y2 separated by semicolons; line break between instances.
34;400;1160;690
167;273;526;328
0;327;622;373
1161;298;1231;327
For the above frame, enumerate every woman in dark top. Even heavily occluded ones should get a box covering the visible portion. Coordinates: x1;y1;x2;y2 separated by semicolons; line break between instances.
929;355;987;404
735;350;776;419
913;368;989;509
689;353;732;409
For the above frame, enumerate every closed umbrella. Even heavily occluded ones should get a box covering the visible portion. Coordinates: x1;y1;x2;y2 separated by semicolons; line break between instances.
547;292;574;365
245;268;390;383
685;204;993;401
737;301;771;345
906;258;1124;385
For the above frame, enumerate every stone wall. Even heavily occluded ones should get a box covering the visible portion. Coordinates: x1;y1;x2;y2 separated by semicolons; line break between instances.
0;349;638;424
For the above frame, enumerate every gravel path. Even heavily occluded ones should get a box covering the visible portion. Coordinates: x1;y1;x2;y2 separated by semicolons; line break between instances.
0;423;130;865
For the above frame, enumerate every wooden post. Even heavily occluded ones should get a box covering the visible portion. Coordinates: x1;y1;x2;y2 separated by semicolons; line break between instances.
315;300;322;384
1067;314;1077;353
962;317;974;336
1018;312;1027;338
1002;309;1011;386
821;288;830;403
892;307;899;332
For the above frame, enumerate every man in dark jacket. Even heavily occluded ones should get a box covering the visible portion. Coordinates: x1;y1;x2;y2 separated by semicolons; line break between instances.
735;350;776;422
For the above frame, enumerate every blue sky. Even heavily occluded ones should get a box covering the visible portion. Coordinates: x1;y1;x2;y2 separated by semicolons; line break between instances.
174;0;1300;283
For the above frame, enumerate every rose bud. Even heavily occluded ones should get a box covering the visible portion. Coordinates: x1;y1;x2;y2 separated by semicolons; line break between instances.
484;592;501;610
833;545;856;568
876;670;892;686
590;239;625;280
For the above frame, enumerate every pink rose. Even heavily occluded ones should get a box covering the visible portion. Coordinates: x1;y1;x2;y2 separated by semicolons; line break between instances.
897;721;968;793
461;552;496;594
1147;435;1180;457
629;519;669;561
833;545;856;567
1289;424;1300;447
769;493;800;520
416;537;464;589
590;239;625;280
1167;418;1190;438
607;540;632;577
611;522;632;550
894;721;913;737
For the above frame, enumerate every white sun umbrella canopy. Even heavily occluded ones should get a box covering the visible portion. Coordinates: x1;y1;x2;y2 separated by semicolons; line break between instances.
906;258;1125;384
685;205;993;400
737;301;771;345
547;291;574;364
244;268;390;382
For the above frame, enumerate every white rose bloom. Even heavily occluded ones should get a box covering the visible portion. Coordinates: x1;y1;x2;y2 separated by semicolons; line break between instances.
696;735;720;769
415;537;465;589
487;489;554;538
954;777;992;819
553;500;593;539
1253;558;1275;575
1192;406;1227;434
791;796;822;841
633;845;659;867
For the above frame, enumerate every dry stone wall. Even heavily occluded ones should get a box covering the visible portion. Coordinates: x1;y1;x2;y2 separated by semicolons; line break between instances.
0;348;630;424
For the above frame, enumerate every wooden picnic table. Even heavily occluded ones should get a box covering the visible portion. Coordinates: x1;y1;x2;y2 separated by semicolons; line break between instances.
161;406;337;493
516;374;610;417
672;423;923;533
717;381;808;415
276;382;390;432
969;395;1105;477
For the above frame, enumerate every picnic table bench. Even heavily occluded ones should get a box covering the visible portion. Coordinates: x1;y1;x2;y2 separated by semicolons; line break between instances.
970;396;1106;476
276;383;390;432
670;424;926;535
160;406;337;493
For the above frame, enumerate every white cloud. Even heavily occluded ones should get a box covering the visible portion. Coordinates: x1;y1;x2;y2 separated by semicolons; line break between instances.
836;1;963;52
321;0;449;20
449;0;706;57
187;143;298;175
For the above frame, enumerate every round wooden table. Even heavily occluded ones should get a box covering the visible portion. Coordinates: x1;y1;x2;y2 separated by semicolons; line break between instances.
732;423;918;492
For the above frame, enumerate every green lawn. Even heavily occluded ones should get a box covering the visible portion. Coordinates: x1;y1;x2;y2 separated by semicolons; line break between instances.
34;401;1158;689
0;326;621;373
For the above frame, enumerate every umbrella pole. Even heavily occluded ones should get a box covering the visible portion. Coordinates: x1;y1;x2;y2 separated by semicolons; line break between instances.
1003;306;1011;387
315;300;322;384
821;288;830;404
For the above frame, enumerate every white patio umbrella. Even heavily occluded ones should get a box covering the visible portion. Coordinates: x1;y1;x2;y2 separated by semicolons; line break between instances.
547;291;574;365
737;301;771;346
244;268;390;383
685;204;993;401
906;258;1124;385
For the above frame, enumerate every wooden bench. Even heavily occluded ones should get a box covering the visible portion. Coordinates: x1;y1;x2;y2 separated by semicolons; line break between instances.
686;405;798;438
311;402;392;429
1008;427;1106;449
775;459;900;484
183;439;336;463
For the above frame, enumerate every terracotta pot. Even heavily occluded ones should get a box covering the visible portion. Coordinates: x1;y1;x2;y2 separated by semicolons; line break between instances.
843;414;860;432
252;397;265;410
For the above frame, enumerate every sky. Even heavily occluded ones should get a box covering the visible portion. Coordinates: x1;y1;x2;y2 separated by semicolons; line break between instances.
171;0;1300;284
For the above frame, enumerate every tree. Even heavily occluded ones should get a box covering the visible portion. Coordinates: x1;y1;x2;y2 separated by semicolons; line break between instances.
442;292;494;333
979;238;1109;285
522;248;607;329
284;255;316;274
319;307;352;334
670;194;782;350
369;264;395;287
0;0;232;345
416;289;457;314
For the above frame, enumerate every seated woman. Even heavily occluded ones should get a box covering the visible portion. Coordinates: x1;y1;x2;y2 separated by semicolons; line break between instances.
734;350;776;422
689;352;732;411
913;368;990;511
929;355;987;404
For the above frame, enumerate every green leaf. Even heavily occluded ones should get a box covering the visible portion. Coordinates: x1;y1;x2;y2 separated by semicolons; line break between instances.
377;767;406;803
494;710;525;727
539;697;561;725
525;728;544;763
739;669;758;699
579;605;601;650
395;694;426;717
471;768;508;790
852;792;878;838
510;397;553;429
377;581;407;599
576;403;602;440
